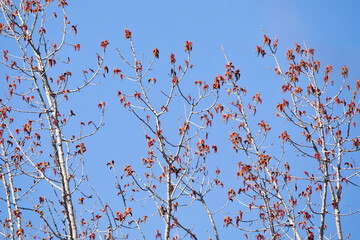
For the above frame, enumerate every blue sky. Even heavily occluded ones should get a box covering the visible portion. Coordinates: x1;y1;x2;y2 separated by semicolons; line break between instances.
66;1;360;239
1;0;360;239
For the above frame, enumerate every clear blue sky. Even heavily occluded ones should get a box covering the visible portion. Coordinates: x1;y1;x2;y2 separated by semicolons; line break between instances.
63;1;360;239
2;0;360;239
